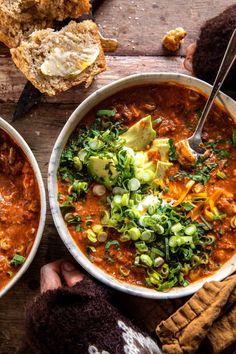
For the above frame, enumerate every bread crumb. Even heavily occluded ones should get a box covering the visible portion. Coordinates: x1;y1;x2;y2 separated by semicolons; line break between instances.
162;27;187;52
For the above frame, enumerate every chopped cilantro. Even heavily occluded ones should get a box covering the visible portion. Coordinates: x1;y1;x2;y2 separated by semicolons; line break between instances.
11;254;25;267
105;240;121;253
169;139;177;161
233;130;236;146
181;202;194;211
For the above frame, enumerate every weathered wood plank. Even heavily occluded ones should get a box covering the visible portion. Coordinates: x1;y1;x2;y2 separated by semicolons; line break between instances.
0;0;233;57
0;55;189;104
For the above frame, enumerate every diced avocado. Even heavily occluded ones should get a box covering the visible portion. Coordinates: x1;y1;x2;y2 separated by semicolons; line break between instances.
135;163;156;183
120;116;156;151
154;161;173;186
133;151;156;183
87;156;118;188
150;139;170;162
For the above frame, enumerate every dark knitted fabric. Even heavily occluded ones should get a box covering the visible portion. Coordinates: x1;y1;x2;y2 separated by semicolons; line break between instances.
192;5;236;90
25;276;160;354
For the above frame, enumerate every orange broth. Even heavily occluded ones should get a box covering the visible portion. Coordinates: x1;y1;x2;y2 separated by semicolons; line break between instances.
0;129;40;289
58;84;236;287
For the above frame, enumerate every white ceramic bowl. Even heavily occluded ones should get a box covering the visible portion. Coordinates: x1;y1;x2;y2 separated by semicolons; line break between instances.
0;118;46;298
48;73;236;299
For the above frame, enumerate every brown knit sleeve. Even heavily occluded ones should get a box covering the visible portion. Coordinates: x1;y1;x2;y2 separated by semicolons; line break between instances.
156;275;236;354
25;276;161;354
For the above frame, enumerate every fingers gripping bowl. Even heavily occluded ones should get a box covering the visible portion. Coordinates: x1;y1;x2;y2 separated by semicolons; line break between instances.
49;73;236;299
0;118;46;298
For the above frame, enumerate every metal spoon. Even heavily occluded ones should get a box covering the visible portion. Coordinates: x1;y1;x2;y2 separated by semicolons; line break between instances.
177;28;236;162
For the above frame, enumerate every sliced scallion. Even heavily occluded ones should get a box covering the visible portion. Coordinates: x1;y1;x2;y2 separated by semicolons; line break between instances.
128;178;141;191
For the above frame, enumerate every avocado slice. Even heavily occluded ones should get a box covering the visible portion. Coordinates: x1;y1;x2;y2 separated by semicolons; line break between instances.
120;116;156;151
150;138;170;162
87;156;118;188
153;161;173;186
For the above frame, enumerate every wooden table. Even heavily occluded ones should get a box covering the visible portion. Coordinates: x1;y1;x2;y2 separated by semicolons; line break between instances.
0;1;234;352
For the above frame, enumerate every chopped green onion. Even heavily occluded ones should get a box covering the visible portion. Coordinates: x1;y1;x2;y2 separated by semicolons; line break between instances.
169;236;193;248
97;231;108;242
88;138;104;150
230;216;236;228
154;257;164;268
121;193;130;207
200;216;212;230
153;117;163;125
128;227;141;241
105;240;120;253
112;187;127;195
92;224;103;234
160;264;169;278
212;213;227;220
141;230;153;241
113;195;122;205
140;254;153;267
73;156;83;170
128;178;141;191
181;202;194;211
232;130;236;145
97;108;117;117
155;224;165;234
119;265;130;277
120;234;131;242
171;223;183;234
78;149;87;162
165;238;169;261
135;241;148;253
216;170;227;179
87;229;97;243
185;224;197;235
11;254;26;267
101;210;110;225
191;255;201;267
203;234;215;245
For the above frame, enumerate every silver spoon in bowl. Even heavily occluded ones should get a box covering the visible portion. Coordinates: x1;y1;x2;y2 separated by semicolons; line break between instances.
177;28;236;163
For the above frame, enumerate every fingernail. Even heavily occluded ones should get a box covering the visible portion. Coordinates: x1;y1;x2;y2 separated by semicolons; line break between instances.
62;262;76;272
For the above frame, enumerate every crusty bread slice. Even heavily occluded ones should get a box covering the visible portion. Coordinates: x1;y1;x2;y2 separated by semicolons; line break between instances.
0;0;39;22
0;9;52;47
11;21;106;96
39;0;91;21
0;0;90;22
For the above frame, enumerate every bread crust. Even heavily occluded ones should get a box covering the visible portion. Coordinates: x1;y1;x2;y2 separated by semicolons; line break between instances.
0;0;90;23
0;9;53;47
11;21;106;96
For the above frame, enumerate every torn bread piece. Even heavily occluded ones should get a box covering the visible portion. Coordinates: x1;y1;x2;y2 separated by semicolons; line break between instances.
0;0;38;22
0;0;90;22
11;20;106;96
0;9;52;48
162;27;187;52
39;0;91;21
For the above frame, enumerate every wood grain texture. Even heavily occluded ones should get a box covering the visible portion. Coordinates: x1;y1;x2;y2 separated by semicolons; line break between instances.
0;0;235;353
95;0;234;55
0;55;188;103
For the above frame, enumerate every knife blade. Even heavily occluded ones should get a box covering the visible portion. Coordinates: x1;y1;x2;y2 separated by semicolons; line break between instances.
12;0;106;121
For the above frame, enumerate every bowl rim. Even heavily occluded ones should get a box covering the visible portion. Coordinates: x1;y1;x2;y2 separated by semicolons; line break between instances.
0;117;46;298
48;72;236;299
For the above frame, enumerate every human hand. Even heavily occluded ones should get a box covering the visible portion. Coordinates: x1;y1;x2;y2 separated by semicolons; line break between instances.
40;259;84;293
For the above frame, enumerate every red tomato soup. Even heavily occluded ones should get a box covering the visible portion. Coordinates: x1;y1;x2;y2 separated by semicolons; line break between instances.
0;129;40;289
58;84;236;291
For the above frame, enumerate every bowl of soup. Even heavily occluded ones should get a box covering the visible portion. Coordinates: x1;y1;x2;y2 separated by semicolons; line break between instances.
0;118;46;298
48;73;236;299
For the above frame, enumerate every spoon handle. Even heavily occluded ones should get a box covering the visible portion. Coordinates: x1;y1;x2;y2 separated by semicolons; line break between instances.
194;28;236;137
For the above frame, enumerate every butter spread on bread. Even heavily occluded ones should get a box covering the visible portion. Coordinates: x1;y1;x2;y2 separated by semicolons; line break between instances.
41;45;100;77
11;21;106;96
